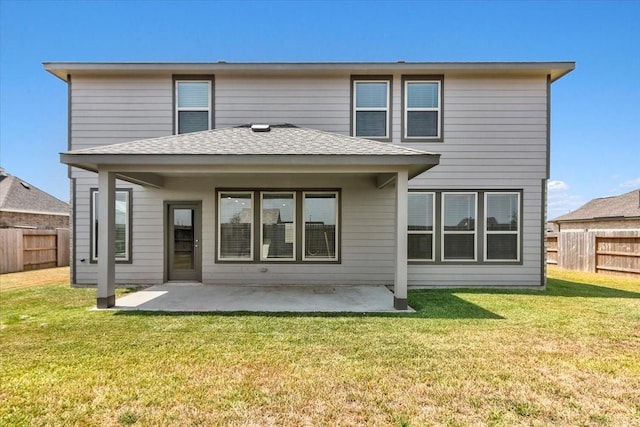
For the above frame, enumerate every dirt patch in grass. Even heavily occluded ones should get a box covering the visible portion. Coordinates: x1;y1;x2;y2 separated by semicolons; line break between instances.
0;267;69;291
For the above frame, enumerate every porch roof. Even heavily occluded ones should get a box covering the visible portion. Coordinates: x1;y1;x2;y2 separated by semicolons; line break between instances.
60;125;440;187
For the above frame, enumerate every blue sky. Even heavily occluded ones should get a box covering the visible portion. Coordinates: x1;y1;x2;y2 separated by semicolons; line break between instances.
1;0;638;219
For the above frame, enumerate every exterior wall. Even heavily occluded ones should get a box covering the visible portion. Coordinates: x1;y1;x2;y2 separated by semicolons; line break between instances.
69;71;549;287
73;174;396;286
406;76;548;287
0;211;69;229
556;219;640;231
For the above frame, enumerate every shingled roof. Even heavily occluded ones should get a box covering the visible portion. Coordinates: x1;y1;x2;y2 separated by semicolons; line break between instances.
60;125;441;184
63;124;435;157
0;169;69;215
552;188;640;222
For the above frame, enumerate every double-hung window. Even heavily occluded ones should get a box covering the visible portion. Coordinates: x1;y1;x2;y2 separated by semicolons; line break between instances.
90;189;131;262
218;192;254;260
442;193;477;261
261;192;296;261
303;192;338;261
352;78;391;139
403;77;442;140
175;78;213;134
485;192;520;261
408;192;435;261
217;190;339;263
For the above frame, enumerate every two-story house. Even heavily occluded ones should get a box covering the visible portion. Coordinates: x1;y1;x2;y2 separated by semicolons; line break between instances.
45;61;574;309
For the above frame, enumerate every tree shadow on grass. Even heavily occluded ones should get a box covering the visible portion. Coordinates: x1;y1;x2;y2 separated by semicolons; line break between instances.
546;278;640;298
443;279;640;299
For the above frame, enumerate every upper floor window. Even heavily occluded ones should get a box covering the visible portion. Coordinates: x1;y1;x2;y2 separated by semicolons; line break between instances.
174;78;213;134
352;77;391;139
402;76;443;141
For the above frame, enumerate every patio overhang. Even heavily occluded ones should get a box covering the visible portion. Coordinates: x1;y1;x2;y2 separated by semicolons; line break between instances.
61;125;440;310
60;125;440;189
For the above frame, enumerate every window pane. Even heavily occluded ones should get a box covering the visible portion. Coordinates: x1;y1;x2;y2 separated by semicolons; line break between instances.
407;82;439;108
178;111;208;134
443;234;474;260
443;194;475;231
177;82;209;108
356;111;386;137
408;193;433;231
94;191;128;260
173;208;194;270
487;194;519;231
219;193;252;259
487;234;518;260
407;111;438;137
408;234;433;260
356;82;387;108
304;193;337;259
262;193;294;259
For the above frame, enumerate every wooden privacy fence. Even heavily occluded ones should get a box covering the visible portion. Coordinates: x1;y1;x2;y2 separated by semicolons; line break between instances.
0;229;70;274
547;231;640;277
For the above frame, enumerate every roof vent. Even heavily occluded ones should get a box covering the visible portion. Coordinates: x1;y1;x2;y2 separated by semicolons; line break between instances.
20;181;30;189
251;124;271;132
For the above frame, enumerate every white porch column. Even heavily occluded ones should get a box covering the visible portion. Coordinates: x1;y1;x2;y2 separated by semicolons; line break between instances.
97;169;116;308
394;169;408;310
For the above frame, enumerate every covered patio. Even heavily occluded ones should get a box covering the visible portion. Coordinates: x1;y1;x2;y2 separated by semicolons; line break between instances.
111;283;412;313
61;125;439;311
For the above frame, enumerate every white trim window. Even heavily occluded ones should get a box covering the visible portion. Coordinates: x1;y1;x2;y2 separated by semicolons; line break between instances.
404;80;441;139
442;192;477;261
91;190;130;262
353;80;390;138
175;80;211;134
260;192;296;261
218;192;254;260
408;192;435;261
485;192;520;261
302;191;338;261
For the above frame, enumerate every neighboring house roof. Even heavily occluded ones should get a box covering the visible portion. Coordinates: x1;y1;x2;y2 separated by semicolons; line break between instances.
43;61;576;83
552;189;640;222
0;168;69;215
60;125;441;183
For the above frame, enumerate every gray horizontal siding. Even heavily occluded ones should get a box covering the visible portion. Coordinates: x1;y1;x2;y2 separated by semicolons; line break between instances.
215;75;350;133
70;71;549;287
73;175;397;286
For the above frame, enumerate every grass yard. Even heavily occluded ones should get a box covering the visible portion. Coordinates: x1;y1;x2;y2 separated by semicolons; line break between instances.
1;267;639;426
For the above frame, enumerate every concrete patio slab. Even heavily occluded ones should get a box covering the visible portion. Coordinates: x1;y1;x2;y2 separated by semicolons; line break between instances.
111;284;413;313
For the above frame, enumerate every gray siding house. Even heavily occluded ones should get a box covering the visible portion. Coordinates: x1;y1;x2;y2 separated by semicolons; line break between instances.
45;61;574;309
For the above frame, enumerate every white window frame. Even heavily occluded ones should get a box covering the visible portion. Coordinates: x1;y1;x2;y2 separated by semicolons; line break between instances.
353;80;390;139
441;192;477;262
217;191;254;261
484;192;521;262
404;80;441;140
408;192;435;262
302;191;339;261
91;190;130;262
175;80;212;135
259;191;296;262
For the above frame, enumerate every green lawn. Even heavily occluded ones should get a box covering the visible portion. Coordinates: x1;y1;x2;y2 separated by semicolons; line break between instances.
1;267;639;426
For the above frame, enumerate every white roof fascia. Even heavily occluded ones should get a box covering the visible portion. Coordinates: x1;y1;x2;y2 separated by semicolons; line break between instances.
0;207;69;216
44;61;575;82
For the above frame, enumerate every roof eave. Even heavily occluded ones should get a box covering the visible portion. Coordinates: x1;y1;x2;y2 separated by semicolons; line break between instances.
553;216;640;223
60;152;440;168
44;61;576;82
